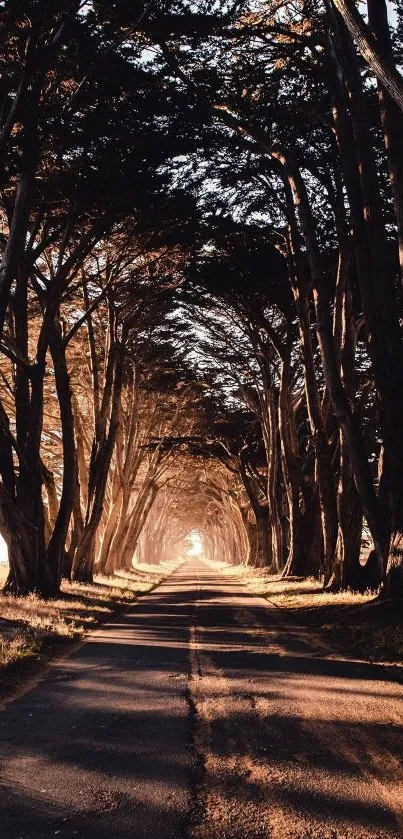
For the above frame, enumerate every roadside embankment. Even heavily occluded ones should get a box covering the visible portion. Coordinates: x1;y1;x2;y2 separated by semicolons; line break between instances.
0;560;181;699
206;560;403;664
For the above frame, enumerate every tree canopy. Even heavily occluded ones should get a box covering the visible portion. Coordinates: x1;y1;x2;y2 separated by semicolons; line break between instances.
0;0;402;598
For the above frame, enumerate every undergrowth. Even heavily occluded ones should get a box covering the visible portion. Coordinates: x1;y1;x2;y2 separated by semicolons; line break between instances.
207;559;403;664
323;622;403;662
0;561;179;670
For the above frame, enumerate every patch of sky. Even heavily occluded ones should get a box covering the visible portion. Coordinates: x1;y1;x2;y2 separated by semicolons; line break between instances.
0;534;8;564
355;0;397;27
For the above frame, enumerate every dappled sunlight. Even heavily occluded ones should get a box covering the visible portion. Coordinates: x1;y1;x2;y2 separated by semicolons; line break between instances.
0;565;177;667
214;561;378;609
1;560;403;838
187;564;403;839
1;0;403;834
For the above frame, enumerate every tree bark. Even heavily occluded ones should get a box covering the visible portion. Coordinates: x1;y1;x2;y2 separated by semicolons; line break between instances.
330;0;403;113
45;324;77;594
367;0;403;290
277;333;304;576
272;160;338;582
329;21;403;586
72;334;125;582
0;485;37;594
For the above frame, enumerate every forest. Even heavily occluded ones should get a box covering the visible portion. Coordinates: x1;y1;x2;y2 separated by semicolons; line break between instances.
0;0;403;600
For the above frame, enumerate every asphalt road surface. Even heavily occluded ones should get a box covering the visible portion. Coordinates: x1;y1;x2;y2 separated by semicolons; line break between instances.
1;559;403;839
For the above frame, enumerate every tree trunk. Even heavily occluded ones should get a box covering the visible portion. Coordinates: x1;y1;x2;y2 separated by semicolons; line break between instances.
0;485;37;594
66;462;84;579
368;0;403;290
97;486;125;574
117;483;158;572
330;0;403;113
254;508;271;568
103;490;130;575
15;361;48;594
0;167;35;336
42;462;58;542
72;337;125;582
329;22;403;587
266;383;282;571
272;164;338;582
45;325;77;594
331;435;363;589
276;330;305;576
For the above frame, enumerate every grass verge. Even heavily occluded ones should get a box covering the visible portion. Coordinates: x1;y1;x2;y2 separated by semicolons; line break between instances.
0;560;180;698
208;560;403;664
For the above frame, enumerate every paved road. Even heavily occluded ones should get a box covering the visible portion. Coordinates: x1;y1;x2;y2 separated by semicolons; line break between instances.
1;559;403;838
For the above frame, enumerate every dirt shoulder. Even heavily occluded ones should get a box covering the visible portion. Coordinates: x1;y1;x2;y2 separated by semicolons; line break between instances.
0;561;180;702
207;560;403;665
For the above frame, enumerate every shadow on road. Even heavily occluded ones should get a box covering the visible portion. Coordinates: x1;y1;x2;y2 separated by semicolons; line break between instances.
0;561;402;838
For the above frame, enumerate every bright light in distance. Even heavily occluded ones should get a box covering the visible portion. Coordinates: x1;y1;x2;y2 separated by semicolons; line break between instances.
186;531;204;557
0;534;8;565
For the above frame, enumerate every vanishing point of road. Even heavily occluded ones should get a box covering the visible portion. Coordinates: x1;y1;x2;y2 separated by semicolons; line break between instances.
1;559;403;839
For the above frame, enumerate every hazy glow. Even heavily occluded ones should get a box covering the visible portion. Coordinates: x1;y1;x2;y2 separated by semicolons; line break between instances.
186;530;204;556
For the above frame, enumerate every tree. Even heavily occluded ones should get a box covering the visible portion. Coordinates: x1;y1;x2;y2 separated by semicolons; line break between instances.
330;0;403;113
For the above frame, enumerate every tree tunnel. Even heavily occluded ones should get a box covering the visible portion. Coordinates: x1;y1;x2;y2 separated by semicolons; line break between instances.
135;475;250;570
2;0;403;596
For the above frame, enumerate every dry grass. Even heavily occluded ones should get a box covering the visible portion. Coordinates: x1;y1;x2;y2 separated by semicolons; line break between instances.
208;560;403;663
0;560;179;671
207;559;376;612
